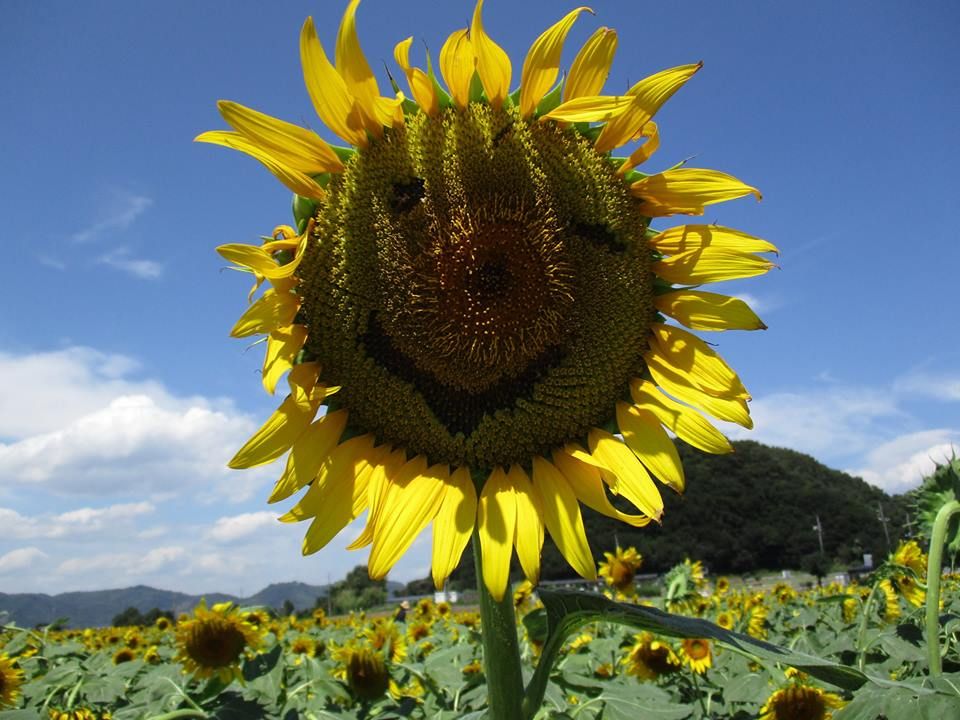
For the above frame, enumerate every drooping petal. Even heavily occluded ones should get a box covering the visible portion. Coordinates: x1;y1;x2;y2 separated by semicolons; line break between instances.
511;465;543;584
616;402;684;492
655;290;766;331
542;94;633;123
347;448;407;551
262;325;308;395
650;324;749;399
653;248;776;285
300;16;367;146
230;289;299;338
594;64;701;154
281;435;379;521
440;29;475;109
532;456;596;579
395;37;440;116
470;0;512;109
563;26;617;101
195;131;326;200
617;121;659;175
588;429;664;521
335;0;401;132
645;352;753;428
631;168;762;216
369;460;449;578
229;390;320;469
648;224;779;255
217;101;344;174
553;448;653;527
630;379;732;455
431;467;477;589
519;7;592;118
217;231;308;281
268;409;348;503
478;467;517;601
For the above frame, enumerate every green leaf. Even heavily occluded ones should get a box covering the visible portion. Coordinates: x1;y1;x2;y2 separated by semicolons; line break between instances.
242;644;282;682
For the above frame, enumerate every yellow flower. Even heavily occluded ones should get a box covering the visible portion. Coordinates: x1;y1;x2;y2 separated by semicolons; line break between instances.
0;654;25;709
679;638;712;674
888;539;927;607
879;579;901;622
714;576;730;595
759;683;845;720
112;647;136;665
892;539;926;576
748;605;769;639
344;646;390;701
201;0;772;601
174;601;263;683
599;546;643;596
716;610;736;630
622;633;681;680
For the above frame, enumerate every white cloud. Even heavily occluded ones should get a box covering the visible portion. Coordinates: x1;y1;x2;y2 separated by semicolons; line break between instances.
97;248;164;279
893;371;960;402
0;547;48;574
1;502;155;540
206;512;279;542
70;192;153;244
57;545;185;576
851;430;959;495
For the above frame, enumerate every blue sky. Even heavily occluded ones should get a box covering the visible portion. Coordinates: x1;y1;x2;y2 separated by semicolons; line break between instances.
1;0;958;596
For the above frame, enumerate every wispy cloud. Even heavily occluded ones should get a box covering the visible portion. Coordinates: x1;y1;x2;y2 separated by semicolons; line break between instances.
70;192;153;244
97;247;164;279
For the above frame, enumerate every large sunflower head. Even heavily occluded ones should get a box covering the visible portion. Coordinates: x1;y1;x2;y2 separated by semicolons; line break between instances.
174;601;263;683
0;654;25;709
758;683;845;720
200;0;773;601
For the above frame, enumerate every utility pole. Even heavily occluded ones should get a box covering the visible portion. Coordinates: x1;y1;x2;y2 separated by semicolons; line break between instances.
327;573;332;616
904;516;915;537
813;514;825;555
876;502;892;552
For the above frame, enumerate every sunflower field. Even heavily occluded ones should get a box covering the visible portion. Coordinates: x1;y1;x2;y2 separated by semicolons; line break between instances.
2;545;960;720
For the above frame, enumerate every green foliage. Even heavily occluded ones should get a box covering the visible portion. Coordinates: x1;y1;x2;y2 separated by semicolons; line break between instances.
327;565;387;614
110;607;174;627
910;454;960;568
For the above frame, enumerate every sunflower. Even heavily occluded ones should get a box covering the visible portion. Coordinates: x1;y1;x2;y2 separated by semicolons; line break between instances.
112;647;136;665
598;545;643;596
622;632;681;680
887;539;927;607
758;683;845;720
342;646;390;701
878;579;901;622
174;601;263;683
200;0;772;601
0;654;24;709
679;637;712;674
716;609;735;630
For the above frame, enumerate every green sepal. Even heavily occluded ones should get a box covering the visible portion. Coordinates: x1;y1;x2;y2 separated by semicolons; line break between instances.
608;156;628;171
330;145;357;163
576;124;602;143
533;80;563;118
622;169;650;183
520;589;890;720
425;48;454;111
292;194;317;231
468;72;486;104
401;97;421;116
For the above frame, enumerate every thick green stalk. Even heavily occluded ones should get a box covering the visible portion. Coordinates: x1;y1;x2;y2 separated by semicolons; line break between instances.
855;583;880;671
926;499;960;676
473;532;525;720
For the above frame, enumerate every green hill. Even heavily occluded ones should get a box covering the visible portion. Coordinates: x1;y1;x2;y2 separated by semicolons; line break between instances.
441;440;911;590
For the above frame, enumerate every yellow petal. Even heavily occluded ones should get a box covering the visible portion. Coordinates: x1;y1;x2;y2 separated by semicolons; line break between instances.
281;435;378;522
228;391;319;469
394;37;440;116
617;121;659;175
216;232;308;281
588;429;664;521
288;362;322;409
650;324;749;399
347;448;407;551
195;131;326;200
440;29;475;110
616;402;684;492
655;290;766;331
268;409;348;503
563;27;617;101
595;63;701;154
630;379;732;455
335;0;400;132
541;94;633;123
532;457;596;579
431;467;477;589
553;448;653;527
217;101;344;175
648;224;779;255
653;248;776;284
262;325;308;395
510;465;543;585
230;289;299;338
645;352;753;428
478;467;516;601
519;7;592;118
471;0;512;109
631;168;762;216
369;460;448;579
300;16;367;147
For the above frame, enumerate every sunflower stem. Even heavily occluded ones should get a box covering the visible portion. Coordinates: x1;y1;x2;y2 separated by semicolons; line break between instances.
855;583;880;671
473;532;524;720
925;499;960;676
